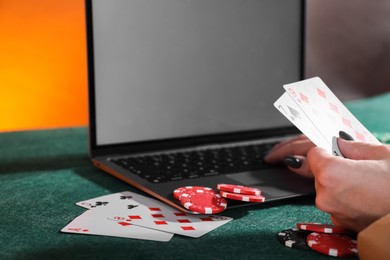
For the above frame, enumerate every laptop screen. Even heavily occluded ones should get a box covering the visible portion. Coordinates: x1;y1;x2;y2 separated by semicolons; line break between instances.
89;0;304;146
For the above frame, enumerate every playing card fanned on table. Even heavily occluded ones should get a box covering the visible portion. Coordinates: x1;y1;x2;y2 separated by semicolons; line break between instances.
61;191;232;241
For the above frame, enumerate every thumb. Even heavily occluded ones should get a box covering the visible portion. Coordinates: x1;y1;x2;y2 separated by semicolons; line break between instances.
337;138;390;160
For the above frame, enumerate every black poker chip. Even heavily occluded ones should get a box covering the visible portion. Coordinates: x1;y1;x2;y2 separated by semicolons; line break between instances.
277;228;311;251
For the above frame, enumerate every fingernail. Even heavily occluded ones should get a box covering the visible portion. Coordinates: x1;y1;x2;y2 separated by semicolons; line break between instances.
339;131;354;141
284;155;302;169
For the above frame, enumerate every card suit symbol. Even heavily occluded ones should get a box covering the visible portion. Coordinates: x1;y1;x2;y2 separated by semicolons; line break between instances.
177;219;191;223
287;106;300;119
342;117;352;128
154;220;168;225
127;204;138;210
174;212;187;216
151;214;164;218
118;222;132;227
329;102;339;113
181;226;196;231
128;215;142;220
355;132;366;141
93;201;109;208
200;217;213;222
317;88;327;99
149;207;161;211
299;93;309;104
120;195;133;200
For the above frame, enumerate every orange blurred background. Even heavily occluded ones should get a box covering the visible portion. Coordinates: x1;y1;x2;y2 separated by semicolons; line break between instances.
0;0;87;132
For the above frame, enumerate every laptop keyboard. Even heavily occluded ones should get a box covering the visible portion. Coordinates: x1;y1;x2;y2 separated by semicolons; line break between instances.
110;142;278;183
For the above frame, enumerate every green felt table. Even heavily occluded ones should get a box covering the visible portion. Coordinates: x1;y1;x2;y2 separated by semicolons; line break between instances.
1;92;390;260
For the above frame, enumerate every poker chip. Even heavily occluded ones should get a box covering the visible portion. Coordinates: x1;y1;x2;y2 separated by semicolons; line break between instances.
173;186;213;200
179;187;227;214
277;228;311;251
219;191;265;203
297;222;348;234
217;183;261;196
173;187;188;200
306;232;358;257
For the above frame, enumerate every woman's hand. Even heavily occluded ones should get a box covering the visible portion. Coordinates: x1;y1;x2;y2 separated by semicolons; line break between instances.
308;139;390;232
265;133;390;232
264;134;315;178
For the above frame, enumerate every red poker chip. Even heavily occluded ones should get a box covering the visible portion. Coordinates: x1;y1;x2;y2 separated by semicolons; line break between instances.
179;188;227;214
297;222;348;234
306;232;358;257
173;186;213;200
220;191;265;203
217;183;261;196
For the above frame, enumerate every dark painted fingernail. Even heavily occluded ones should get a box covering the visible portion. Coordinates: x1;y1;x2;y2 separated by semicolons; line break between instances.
284;155;302;169
339;131;354;141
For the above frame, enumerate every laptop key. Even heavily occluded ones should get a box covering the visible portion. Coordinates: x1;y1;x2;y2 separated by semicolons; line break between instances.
110;142;278;183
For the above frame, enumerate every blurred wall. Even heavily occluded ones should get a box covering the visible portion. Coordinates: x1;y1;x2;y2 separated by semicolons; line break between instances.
1;1;389;132
0;0;87;132
306;0;390;100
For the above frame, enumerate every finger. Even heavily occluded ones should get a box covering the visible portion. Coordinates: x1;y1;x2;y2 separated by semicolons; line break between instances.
284;155;314;178
337;138;390;160
264;138;315;163
266;134;311;158
266;134;308;156
307;147;337;178
270;134;308;151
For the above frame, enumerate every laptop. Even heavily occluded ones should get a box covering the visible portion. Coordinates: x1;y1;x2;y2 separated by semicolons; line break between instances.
85;0;314;212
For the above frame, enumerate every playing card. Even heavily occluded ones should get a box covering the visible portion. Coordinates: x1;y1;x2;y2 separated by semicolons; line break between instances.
61;206;173;242
77;191;233;238
274;92;331;151
76;191;145;210
282;77;380;154
105;203;232;238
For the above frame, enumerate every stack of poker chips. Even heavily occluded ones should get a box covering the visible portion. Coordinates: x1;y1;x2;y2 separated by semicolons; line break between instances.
277;222;358;258
173;184;265;214
217;184;265;203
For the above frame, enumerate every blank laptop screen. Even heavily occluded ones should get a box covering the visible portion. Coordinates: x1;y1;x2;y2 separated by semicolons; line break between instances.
91;0;303;146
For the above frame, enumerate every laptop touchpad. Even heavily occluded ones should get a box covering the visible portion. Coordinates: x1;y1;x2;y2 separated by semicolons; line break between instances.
226;168;315;198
